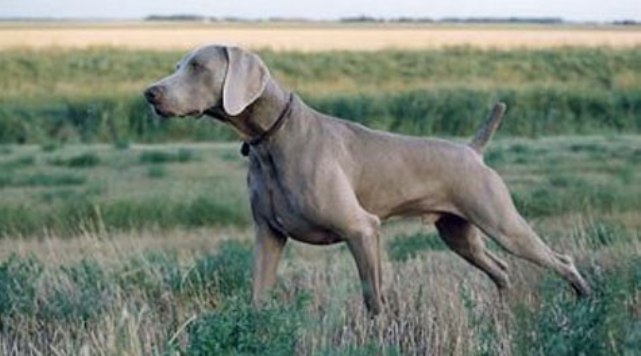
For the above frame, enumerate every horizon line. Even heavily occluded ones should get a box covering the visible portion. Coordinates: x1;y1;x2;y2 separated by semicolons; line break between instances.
0;15;639;24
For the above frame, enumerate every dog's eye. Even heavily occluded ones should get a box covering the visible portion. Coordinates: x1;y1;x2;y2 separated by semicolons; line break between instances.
189;61;202;71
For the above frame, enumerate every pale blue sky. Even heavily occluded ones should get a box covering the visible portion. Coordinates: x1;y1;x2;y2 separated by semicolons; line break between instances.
1;0;639;21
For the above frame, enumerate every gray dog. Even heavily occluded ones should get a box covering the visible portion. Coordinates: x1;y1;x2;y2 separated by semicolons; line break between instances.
145;45;590;314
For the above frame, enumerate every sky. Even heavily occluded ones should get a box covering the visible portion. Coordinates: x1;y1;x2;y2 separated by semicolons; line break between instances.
0;0;639;22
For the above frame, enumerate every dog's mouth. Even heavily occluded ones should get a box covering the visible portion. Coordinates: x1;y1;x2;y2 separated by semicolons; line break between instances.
150;105;204;119
183;110;205;119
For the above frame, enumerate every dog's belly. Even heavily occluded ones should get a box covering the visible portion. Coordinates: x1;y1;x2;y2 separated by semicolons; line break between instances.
261;198;344;245
288;228;343;245
265;194;344;245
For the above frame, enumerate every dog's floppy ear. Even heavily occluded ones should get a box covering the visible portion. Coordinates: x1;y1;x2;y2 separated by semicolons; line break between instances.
222;46;270;116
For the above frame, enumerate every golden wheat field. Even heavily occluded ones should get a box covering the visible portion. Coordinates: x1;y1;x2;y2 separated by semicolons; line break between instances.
1;21;641;50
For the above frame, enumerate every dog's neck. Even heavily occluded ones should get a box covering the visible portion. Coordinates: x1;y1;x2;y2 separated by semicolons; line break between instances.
208;80;301;151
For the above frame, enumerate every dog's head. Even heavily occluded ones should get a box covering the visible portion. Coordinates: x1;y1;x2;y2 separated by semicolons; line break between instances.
144;45;270;119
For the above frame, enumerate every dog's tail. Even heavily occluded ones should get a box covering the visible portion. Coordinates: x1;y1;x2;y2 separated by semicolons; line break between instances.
469;102;506;154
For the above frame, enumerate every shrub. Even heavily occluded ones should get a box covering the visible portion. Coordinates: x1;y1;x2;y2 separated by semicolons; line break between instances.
182;240;253;297
0;255;43;317
41;259;110;322
186;293;309;355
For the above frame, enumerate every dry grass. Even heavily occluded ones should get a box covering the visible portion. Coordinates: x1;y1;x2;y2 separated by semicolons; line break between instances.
1;22;640;51
0;227;250;266
1;219;638;355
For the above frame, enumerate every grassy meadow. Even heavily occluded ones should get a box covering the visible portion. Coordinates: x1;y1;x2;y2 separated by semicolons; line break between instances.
0;137;640;354
1;47;641;144
0;24;640;354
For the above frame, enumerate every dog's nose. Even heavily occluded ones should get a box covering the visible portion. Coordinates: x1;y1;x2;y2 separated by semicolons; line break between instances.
144;85;164;104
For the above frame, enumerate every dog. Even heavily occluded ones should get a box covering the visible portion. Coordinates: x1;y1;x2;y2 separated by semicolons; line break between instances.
145;45;591;314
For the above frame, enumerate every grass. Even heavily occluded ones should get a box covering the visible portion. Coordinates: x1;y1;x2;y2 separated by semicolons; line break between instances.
0;136;639;236
49;152;101;167
0;220;638;354
0;172;86;188
387;231;447;262
147;164;167;179
0;134;638;353
0;155;35;169
0;143;248;236
0;47;640;143
139;148;198;164
1;42;639;353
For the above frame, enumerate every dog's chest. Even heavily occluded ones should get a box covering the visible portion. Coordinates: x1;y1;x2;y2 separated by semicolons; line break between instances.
247;155;341;245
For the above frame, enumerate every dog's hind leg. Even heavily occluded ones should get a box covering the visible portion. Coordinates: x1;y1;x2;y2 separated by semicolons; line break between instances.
462;170;591;297
476;213;591;297
435;214;510;292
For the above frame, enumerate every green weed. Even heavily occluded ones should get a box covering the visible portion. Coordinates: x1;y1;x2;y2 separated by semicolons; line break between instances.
139;148;198;164
182;240;253;297
49;152;101;168
513;257;641;355
186;293;309;355
41;259;110;322
387;232;446;262
0;255;43;317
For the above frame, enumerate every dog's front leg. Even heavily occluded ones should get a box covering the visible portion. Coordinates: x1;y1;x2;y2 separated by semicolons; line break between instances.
251;221;287;308
343;218;384;315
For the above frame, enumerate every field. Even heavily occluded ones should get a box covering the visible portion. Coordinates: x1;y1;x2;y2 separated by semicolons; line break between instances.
1;137;640;354
1;22;641;51
0;22;640;355
2;47;641;144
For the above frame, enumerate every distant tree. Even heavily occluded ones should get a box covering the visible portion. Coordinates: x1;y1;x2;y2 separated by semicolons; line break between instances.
440;17;564;24
613;20;639;26
145;14;208;22
340;15;384;23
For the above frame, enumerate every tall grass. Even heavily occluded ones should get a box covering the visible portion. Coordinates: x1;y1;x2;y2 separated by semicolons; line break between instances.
0;222;639;354
0;136;638;237
0;196;248;236
0;47;640;143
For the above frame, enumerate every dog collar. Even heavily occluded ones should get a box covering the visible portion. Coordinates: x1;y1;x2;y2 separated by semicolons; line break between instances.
241;93;294;157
